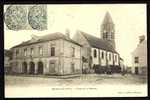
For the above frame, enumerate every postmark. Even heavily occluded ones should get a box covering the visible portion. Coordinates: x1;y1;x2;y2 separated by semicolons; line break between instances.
4;5;27;30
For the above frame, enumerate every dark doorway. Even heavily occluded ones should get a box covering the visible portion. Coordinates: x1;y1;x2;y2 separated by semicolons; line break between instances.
135;67;139;74
29;62;35;74
22;62;28;74
37;61;44;74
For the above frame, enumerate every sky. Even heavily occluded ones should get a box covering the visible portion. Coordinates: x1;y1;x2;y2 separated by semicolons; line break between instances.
4;4;147;66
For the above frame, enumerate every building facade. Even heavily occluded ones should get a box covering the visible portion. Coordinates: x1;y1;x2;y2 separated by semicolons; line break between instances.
131;35;147;75
11;32;82;75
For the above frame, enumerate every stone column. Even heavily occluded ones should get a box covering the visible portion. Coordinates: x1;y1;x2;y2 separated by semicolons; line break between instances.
35;62;38;74
27;62;30;74
44;60;47;74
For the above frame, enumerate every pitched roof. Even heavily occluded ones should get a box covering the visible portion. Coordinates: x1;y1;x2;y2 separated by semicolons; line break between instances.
12;32;82;48
79;31;118;53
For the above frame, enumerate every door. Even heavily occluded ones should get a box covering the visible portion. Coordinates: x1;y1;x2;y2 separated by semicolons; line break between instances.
37;61;44;74
49;63;56;74
29;62;35;74
22;62;27;74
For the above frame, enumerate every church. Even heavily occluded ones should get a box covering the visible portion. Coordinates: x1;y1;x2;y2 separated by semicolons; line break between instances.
73;12;121;74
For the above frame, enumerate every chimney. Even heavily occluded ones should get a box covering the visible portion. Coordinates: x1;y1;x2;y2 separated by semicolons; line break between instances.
65;29;70;38
139;35;145;44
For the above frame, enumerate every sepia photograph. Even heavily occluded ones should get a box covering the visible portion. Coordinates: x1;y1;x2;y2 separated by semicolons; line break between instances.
4;4;147;97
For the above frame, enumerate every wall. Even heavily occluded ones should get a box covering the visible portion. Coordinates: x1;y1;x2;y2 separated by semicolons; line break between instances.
132;40;147;67
72;32;91;69
62;40;82;75
131;40;147;74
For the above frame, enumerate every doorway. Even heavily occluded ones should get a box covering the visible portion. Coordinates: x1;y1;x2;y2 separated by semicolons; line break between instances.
37;61;44;74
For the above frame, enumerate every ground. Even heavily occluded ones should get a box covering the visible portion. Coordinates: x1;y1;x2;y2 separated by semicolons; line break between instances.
5;74;147;97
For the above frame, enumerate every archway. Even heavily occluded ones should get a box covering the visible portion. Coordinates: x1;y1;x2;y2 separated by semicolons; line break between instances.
22;62;27;74
37;61;44;74
29;62;35;74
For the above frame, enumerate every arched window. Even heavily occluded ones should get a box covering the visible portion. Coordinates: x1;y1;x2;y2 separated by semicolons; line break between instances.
94;49;97;58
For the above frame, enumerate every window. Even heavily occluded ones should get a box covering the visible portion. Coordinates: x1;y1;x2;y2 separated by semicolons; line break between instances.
105;32;108;38
24;48;27;56
71;63;75;73
51;47;55;56
109;53;111;61
101;51;104;59
30;48;34;55
93;49;97;58
134;57;139;63
39;47;43;55
115;55;117;62
16;49;19;56
71;47;75;57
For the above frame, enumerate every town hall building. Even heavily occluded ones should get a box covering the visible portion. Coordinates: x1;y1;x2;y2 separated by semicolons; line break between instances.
10;32;82;75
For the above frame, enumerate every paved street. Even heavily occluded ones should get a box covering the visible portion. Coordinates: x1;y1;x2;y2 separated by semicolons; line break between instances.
5;74;147;86
5;74;147;97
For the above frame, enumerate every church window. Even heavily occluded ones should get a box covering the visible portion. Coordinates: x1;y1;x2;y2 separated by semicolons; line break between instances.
94;49;97;58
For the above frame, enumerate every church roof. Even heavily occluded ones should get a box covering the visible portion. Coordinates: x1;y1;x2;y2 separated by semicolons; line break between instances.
12;32;82;48
102;11;114;25
79;31;118;53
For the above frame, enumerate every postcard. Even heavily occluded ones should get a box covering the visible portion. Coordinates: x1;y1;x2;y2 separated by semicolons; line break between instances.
4;4;147;97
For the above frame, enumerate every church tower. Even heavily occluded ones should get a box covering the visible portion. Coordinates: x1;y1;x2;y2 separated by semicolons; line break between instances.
101;11;116;49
